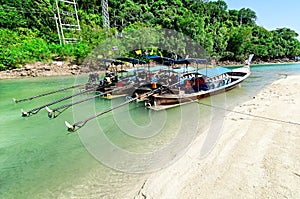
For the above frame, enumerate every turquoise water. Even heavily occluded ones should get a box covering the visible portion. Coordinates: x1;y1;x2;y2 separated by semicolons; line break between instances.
1;63;300;198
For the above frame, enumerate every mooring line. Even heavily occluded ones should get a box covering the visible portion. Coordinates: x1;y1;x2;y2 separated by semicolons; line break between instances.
198;102;300;126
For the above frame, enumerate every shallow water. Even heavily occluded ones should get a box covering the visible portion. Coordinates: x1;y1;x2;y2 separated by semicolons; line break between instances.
1;63;300;198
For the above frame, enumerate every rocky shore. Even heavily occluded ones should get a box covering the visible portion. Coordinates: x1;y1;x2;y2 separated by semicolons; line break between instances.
218;58;298;66
0;61;81;80
0;59;298;80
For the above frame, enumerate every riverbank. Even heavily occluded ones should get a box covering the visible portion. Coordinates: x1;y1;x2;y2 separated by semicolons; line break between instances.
0;59;299;80
133;75;300;198
0;61;81;80
218;58;298;67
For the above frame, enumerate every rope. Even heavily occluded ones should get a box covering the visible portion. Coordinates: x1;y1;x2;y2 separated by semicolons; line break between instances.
198;102;300;126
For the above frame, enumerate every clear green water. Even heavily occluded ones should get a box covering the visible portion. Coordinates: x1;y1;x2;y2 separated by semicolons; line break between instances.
1;64;300;198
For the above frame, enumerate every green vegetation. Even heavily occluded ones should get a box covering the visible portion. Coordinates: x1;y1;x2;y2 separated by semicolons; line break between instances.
1;0;300;70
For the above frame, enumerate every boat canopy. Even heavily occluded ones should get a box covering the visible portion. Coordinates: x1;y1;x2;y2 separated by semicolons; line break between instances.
199;67;231;77
142;55;172;63
174;58;207;64
125;65;168;73
173;59;190;64
97;58;123;65
143;56;207;65
173;66;197;73
125;68;146;72
143;55;161;59
116;57;146;64
149;65;168;71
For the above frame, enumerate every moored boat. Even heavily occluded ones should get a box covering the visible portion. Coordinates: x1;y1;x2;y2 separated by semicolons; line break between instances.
62;54;254;131
143;54;254;110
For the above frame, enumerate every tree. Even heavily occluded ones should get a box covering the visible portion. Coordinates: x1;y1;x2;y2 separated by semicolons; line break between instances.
238;8;257;26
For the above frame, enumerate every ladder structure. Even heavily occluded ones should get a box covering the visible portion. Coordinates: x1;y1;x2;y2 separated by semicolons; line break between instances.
55;0;81;44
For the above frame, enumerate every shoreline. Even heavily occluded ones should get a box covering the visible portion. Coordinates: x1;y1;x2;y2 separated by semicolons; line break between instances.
0;60;299;80
220;62;300;68
133;75;300;198
223;61;300;68
0;61;82;80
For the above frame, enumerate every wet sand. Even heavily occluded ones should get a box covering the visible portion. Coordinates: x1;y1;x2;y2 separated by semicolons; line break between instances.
134;75;300;199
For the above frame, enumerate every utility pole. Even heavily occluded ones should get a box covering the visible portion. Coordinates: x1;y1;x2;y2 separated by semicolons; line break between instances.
102;0;110;30
240;14;243;26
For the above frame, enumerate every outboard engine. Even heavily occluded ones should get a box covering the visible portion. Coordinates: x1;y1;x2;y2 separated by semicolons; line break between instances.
86;73;100;89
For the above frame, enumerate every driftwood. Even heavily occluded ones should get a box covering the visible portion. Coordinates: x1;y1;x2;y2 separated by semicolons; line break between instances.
134;179;151;199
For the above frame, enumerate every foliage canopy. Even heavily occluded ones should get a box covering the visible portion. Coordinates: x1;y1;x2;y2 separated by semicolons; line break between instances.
0;0;299;70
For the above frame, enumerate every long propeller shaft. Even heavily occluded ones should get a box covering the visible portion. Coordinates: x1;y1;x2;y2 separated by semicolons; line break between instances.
13;84;86;103
46;87;126;118
21;86;97;117
65;87;160;131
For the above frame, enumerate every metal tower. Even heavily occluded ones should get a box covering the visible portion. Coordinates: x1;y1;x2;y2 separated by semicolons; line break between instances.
55;0;81;44
102;0;110;30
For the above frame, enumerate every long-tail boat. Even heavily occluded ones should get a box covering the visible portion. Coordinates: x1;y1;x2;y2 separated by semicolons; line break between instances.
137;54;254;110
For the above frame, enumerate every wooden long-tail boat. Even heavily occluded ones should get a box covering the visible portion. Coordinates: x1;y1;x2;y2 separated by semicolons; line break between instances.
141;54;254;110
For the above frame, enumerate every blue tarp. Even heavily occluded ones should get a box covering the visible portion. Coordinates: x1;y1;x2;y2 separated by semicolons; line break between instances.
194;58;207;63
173;66;197;73
149;65;168;71
177;58;207;64
143;55;161;59
143;56;207;65
125;65;167;73
125;67;146;72
198;67;231;77
116;57;146;64
173;59;190;64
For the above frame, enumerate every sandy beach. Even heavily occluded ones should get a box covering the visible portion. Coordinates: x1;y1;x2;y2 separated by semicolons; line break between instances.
134;75;300;199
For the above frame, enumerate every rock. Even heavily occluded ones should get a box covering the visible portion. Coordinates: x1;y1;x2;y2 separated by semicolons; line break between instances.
25;65;33;70
52;61;64;66
12;68;22;72
20;72;27;76
44;65;51;71
71;65;79;70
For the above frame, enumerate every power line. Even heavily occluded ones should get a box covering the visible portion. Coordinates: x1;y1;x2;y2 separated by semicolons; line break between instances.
198;102;300;126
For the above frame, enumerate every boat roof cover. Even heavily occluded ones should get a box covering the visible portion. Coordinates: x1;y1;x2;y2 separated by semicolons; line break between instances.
149;65;168;71
143;55;161;59
143;56;207;64
173;66;197;73
199;67;231;77
116;57;146;64
178;58;207;64
125;65;167;73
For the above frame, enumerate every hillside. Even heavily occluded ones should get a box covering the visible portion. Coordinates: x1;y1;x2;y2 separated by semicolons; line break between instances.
1;0;300;70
